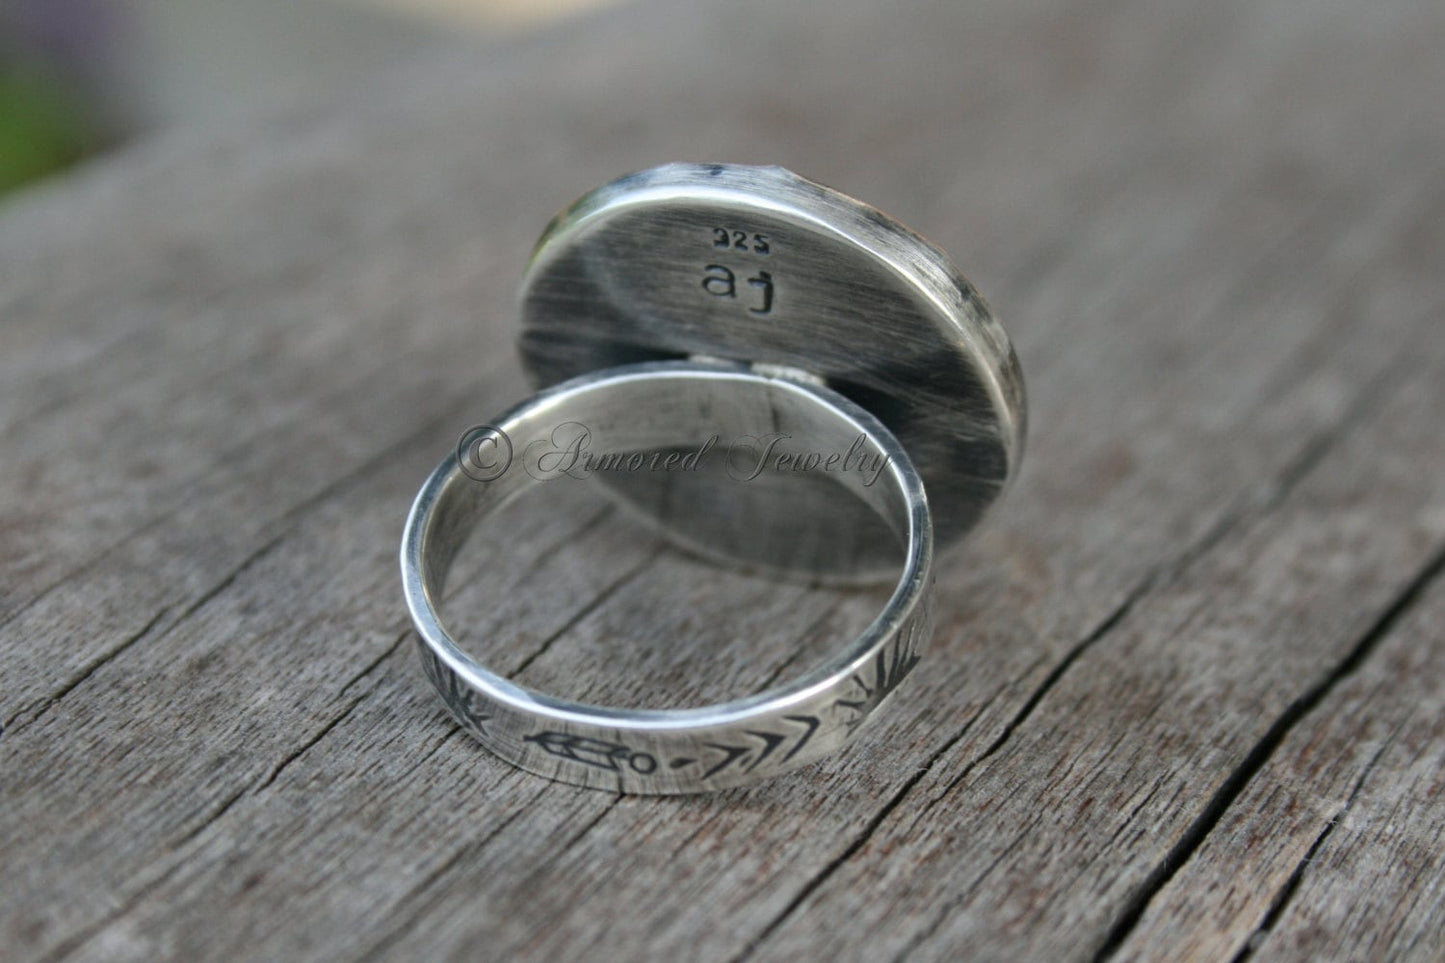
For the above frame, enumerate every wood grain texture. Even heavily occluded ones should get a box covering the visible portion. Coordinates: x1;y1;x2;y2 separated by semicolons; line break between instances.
2;0;1444;959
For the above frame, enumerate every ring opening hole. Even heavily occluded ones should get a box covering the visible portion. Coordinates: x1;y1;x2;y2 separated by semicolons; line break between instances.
439;436;906;711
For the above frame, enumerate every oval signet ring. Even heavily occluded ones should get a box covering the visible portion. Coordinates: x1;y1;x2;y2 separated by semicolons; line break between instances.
400;164;1025;793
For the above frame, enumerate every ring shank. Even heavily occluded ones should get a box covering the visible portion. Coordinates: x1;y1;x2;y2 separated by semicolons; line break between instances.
401;360;934;792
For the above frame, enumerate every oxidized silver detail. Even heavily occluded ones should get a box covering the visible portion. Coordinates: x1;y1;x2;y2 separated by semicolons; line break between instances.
519;163;1025;579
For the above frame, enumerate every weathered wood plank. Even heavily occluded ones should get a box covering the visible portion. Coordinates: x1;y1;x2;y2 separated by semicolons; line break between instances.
1114;528;1445;961
2;0;1444;960
1248;582;1445;962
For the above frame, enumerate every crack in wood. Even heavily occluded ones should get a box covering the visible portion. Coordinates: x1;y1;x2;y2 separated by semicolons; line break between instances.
1;390;483;733
252;692;372;796
727;683;1007;963
4;526;290;736
505;546;661;681
2;602;174;735
1227;720;1404;962
1091;539;1445;961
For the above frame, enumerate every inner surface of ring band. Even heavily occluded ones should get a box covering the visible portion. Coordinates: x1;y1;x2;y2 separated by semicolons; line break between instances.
422;365;914;597
401;359;933;787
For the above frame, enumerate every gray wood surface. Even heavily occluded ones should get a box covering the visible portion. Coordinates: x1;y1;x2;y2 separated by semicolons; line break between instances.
3;0;1444;959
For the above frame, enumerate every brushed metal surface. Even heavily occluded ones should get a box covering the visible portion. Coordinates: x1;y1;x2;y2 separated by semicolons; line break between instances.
518;163;1025;579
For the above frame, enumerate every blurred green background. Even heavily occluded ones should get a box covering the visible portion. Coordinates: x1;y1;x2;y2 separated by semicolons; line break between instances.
0;0;620;197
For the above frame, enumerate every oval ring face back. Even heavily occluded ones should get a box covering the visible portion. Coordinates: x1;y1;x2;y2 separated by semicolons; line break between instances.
518;164;1025;580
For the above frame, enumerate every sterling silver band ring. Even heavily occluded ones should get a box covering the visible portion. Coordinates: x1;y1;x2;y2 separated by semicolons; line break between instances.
402;361;933;792
400;163;1025;792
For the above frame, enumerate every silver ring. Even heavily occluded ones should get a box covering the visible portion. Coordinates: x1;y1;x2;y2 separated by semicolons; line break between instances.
401;361;932;792
400;163;1025;792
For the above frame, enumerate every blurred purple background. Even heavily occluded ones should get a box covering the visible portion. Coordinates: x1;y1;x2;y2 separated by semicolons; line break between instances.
0;0;620;197
0;0;123;192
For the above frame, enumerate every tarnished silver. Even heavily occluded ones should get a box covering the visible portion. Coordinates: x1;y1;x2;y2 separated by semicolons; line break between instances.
520;163;1025;580
401;163;1024;792
401;362;933;792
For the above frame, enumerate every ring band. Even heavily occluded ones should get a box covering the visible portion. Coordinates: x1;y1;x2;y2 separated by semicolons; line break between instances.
400;360;934;793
